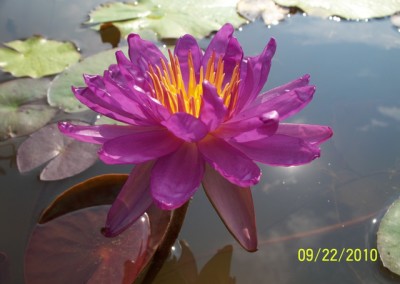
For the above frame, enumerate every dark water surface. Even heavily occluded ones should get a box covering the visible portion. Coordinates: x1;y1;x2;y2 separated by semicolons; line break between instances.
1;0;400;283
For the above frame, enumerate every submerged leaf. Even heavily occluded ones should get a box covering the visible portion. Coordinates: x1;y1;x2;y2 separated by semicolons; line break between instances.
87;0;246;39
47;47;127;113
273;0;400;19
377;198;400;276
0;36;80;78
17;123;99;180
0;78;56;140
25;205;150;284
237;0;289;25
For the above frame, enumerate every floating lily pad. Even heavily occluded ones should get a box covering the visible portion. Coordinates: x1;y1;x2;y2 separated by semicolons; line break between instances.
47;47;128;113
17;123;99;180
25;205;150;284
87;0;246;39
273;0;400;19
0;36;80;78
35;173;171;282
237;0;289;25
0;78;56;140
377;198;400;276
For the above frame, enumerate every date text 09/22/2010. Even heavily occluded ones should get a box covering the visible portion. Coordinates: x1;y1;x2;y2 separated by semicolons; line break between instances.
297;248;378;262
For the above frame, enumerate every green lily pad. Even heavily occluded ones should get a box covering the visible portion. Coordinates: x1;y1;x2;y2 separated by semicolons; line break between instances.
0;78;56;140
377;198;400;275
47;47;128;113
87;0;246;39
237;0;289;25
273;0;400;19
0;36;80;78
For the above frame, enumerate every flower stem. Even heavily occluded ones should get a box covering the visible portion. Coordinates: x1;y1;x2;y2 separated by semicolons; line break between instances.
139;201;190;284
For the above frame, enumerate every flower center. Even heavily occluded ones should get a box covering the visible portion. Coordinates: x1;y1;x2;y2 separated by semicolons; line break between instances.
148;50;240;117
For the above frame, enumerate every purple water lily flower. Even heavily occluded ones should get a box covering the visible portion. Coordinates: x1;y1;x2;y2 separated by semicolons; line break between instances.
59;23;332;251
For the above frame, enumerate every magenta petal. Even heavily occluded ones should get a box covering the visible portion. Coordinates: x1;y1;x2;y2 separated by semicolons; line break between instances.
231;111;279;143
162;112;208;142
202;165;257;252
104;161;154;237
174;34;202;84
236;38;277;111
58;122;162;144
232;134;321;166
277;124;333;145
199;82;227;131
151;143;204;210
238;78;315;122
128;34;167;73
217;110;279;141
202;23;243;76
198;136;261;187
73;86;145;125
99;129;182;164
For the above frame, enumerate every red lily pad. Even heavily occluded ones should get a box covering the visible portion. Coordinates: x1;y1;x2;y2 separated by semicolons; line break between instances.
27;173;171;283
17;123;99;181
24;205;150;284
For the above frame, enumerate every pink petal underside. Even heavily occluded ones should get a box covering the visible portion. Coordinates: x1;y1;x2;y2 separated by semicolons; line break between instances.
128;34;167;74
199;82;227;131
174;34;203;85
151;143;204;210
277;124;333;145
72;86;145;126
235;38;277;112
236;75;315;122
58;122;162;144
198;135;261;187
99;129;182;165
217;110;279;142
103;161;154;237
221;36;243;85
202;165;257;252
231;134;321;166
161;112;208;142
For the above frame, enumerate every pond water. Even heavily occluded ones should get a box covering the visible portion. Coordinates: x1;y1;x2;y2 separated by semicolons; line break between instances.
1;0;400;283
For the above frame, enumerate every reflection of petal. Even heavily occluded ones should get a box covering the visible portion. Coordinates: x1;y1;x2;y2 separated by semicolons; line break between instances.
203;165;257;252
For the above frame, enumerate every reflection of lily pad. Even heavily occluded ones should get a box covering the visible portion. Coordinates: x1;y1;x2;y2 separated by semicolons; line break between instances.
47;47;127;113
25;205;150;284
0;36;80;78
377;198;400;276
153;241;235;283
273;0;400;19
238;0;289;25
17;123;99;181
0;78;56;140
87;0;246;39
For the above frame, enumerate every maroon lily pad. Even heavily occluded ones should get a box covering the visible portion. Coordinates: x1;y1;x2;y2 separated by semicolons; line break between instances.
28;173;171;283
17;123;99;181
24;205;150;284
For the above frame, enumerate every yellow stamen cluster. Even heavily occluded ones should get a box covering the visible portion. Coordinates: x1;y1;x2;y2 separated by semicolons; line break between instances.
147;50;240;117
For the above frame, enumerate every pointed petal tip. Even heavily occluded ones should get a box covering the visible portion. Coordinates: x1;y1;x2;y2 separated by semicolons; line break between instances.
101;226;117;238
